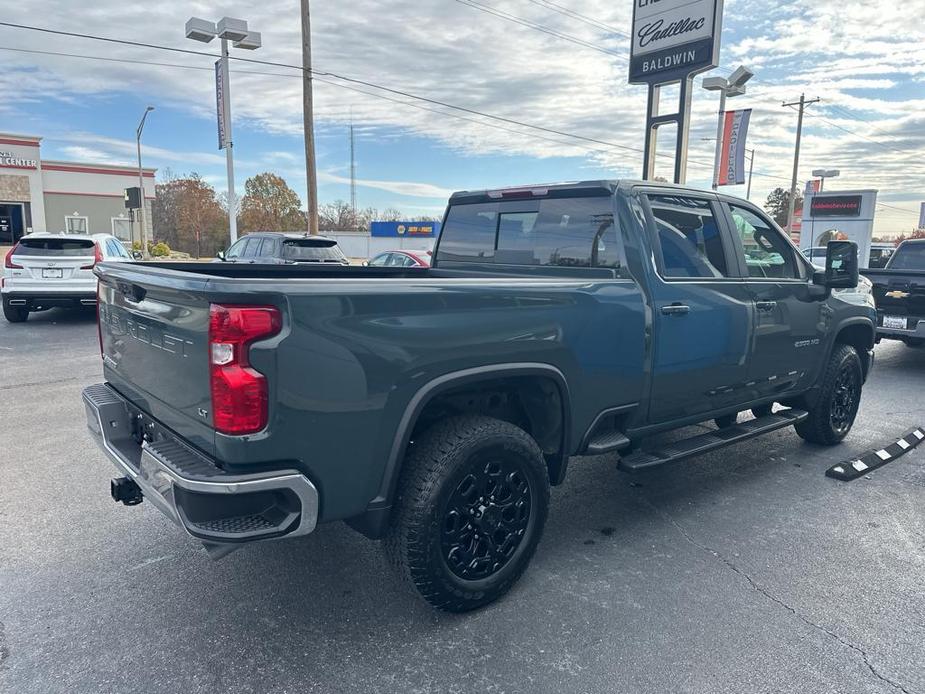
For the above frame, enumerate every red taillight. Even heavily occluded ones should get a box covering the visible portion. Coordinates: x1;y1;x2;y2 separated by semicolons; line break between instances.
209;304;281;435
81;243;103;270
4;245;22;269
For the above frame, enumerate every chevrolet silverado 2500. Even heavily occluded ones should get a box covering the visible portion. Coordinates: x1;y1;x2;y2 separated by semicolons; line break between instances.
83;181;875;611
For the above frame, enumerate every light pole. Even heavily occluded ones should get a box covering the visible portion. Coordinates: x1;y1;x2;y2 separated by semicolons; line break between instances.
136;105;154;258
185;17;262;245
812;168;840;192
746;148;755;199
702;66;754;190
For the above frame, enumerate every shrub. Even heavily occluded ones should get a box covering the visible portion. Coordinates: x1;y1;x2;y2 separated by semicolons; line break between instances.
150;242;171;257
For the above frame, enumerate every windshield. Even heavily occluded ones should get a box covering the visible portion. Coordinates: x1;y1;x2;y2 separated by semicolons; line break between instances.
887;243;925;270
14;238;95;256
281;240;347;262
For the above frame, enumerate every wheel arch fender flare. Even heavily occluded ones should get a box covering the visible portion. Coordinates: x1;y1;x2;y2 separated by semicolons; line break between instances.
371;363;572;513
830;317;876;378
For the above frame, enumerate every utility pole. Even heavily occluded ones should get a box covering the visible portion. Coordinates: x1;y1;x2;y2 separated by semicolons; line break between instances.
301;0;319;235
782;94;820;235
349;117;357;228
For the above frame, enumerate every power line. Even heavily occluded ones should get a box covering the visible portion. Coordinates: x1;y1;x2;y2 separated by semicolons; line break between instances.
0;22;648;157
0;21;797;185
453;0;628;60
520;0;629;38
804;112;910;157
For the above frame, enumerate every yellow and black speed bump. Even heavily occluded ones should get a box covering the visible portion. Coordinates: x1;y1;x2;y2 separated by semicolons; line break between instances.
826;428;925;481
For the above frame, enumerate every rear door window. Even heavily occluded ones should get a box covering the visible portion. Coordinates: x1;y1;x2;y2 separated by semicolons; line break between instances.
647;195;730;278
436;196;621;269
15;237;95;256
282;240;347;262
241;237;260;258
261;237;281;258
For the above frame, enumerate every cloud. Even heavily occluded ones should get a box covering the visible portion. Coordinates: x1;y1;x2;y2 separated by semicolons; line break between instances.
318;171;454;199
0;0;923;231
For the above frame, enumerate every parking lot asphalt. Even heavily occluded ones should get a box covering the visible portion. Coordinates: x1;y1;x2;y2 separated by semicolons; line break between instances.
1;308;923;694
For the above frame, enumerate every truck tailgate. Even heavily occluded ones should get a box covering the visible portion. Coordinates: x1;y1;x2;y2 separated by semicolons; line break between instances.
865;269;925;317
97;263;217;455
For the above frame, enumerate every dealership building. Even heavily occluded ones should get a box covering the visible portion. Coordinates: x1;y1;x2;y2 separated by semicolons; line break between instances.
0;132;155;245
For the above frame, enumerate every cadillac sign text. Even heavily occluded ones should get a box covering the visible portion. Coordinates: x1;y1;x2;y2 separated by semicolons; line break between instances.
629;0;724;85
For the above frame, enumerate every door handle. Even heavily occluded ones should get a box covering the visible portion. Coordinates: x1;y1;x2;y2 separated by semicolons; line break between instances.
756;301;777;312
660;303;690;316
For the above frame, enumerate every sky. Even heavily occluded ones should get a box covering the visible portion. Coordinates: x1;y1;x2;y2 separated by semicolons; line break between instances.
0;0;923;234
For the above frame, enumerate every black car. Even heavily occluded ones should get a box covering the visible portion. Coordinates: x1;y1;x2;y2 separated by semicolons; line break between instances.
217;232;350;265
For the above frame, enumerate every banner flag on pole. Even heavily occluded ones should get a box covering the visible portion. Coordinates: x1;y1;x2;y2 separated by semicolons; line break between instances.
215;59;228;150
717;109;751;186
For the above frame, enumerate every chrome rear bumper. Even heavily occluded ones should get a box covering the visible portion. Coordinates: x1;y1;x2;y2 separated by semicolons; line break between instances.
82;383;319;554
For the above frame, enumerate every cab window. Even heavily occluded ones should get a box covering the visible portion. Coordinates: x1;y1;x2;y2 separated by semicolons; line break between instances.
647;195;730;278
728;204;801;279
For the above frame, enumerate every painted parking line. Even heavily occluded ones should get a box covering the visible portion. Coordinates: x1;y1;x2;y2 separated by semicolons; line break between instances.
826;428;925;481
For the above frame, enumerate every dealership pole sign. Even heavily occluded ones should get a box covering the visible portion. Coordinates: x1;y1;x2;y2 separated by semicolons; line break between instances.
630;0;723;85
631;0;724;184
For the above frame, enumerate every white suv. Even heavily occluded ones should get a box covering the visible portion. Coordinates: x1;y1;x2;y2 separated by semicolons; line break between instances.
2;233;134;323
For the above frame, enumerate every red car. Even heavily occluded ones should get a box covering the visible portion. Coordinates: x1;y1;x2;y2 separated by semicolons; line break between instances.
366;249;431;268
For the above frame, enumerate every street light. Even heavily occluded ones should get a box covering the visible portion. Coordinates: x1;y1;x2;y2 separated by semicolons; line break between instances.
136;105;154;258
811;168;840;192
703;66;754;190
185;16;262;245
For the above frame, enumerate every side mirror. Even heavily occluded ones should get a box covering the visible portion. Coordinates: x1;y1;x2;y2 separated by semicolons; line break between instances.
131;251;143;260
216;250;226;261
823;240;859;289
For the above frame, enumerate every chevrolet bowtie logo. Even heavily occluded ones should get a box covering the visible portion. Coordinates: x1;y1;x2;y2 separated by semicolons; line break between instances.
885;290;910;299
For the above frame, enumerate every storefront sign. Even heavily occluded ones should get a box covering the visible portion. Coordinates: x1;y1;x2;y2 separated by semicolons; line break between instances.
371;221;439;238
629;0;724;84
0;150;37;169
810;195;863;218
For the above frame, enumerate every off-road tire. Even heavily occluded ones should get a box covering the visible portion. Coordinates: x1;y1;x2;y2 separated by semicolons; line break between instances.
2;299;28;323
384;415;550;612
795;344;863;445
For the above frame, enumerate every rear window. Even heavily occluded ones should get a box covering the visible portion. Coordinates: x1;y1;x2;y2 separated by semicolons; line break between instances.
887;243;925;270
436;196;621;269
282;239;347;262
15;238;95;256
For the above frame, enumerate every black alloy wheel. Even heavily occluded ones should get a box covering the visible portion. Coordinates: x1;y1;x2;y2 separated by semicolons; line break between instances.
385;415;550;612
829;362;860;436
441;456;532;580
795;344;863;445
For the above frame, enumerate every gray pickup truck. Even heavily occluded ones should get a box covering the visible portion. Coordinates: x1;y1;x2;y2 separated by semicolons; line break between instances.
83;180;875;611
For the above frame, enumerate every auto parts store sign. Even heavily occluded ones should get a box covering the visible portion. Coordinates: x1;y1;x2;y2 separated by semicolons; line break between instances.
0;150;37;169
629;0;723;84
